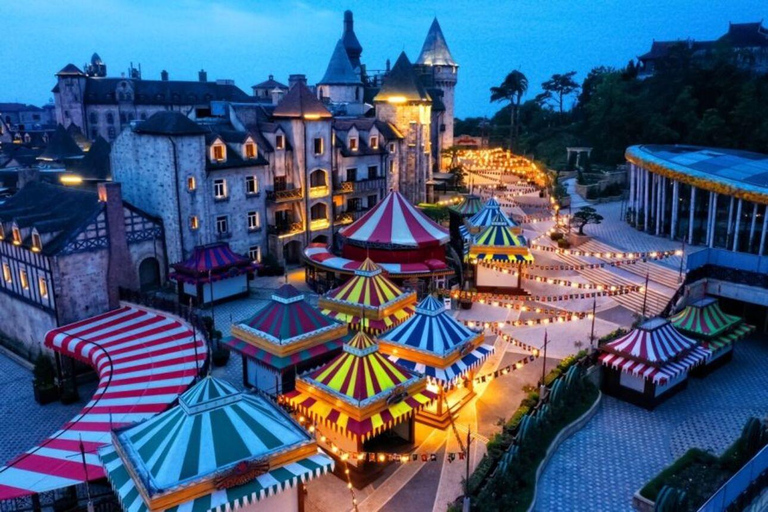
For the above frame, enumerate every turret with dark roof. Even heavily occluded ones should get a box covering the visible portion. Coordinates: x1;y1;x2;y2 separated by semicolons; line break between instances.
273;82;332;118
56;64;85;77
342;10;363;69
134;111;208;136
320;40;361;86
416;18;457;67
373;52;431;104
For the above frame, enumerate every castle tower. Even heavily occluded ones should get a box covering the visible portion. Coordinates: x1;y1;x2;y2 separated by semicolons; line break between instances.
415;18;458;169
341;10;363;73
374;52;432;204
317;39;364;114
53;64;87;131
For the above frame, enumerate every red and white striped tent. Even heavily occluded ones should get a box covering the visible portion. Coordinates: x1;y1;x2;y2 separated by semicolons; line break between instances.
339;191;449;248
0;305;205;500
599;317;710;384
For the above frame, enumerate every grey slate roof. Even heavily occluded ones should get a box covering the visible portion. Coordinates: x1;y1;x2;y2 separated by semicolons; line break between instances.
83;78;253;106
416;18;456;67
719;22;768;47
56;63;85;76
273;83;332;118
135;112;208;136
320;40;361;85
38;125;84;162
373;52;431;103
0;182;101;255
252;75;288;90
70;136;111;181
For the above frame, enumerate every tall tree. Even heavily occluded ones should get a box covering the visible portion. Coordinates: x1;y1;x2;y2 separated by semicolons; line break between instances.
490;70;528;151
541;71;580;115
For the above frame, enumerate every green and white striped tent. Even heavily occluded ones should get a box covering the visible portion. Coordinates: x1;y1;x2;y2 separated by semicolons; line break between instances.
99;377;333;512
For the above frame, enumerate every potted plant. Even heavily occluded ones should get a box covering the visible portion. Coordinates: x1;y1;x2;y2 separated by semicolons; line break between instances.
211;329;230;367
32;354;59;405
460;288;475;310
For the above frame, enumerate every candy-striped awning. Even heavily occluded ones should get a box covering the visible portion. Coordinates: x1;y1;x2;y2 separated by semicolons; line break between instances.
0;306;205;500
223;338;345;370
599;346;710;384
379;296;482;357
304;244;451;277
99;377;333;512
603;317;700;366
339;190;449;248
450;194;483;217
171;242;257;283
303;332;420;405
705;323;755;352
670;297;741;338
388;345;494;386
472;253;534;264
284;389;435;441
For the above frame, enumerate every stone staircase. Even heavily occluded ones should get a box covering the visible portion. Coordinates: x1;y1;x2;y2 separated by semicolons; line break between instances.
580;240;683;290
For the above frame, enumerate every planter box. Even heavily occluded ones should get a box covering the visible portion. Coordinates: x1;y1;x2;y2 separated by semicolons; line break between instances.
213;348;231;367
460;300;473;310
33;384;59;405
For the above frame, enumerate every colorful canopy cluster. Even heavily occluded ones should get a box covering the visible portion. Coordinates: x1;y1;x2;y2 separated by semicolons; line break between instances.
100;377;333;512
339;190;449;249
379;296;493;386
284;332;436;440
670;297;755;353
171;242;257;284
468;223;533;266
599;317;710;384
319;258;417;333
0;306;205;500
224;284;348;370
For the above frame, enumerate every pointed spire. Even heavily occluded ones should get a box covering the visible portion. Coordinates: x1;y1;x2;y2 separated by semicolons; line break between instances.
342;10;363;69
416;18;457;67
373;52;431;103
320;39;361;85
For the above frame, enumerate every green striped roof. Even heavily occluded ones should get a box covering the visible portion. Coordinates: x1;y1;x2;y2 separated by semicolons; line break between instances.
99;377;332;510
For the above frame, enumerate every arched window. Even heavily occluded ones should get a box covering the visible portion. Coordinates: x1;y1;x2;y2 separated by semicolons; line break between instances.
106;112;114;125
31;231;42;252
309;169;327;188
89;112;98;125
310;203;328;221
12;225;21;245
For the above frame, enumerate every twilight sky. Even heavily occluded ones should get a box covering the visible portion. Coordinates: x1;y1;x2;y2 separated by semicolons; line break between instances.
1;0;766;118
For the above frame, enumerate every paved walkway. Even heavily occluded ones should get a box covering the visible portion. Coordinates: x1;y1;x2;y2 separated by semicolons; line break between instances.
536;336;768;512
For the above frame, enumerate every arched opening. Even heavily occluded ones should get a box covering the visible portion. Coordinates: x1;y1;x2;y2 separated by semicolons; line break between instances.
310;203;328;221
312;234;328;244
309;169;327;188
138;257;161;291
283;240;302;265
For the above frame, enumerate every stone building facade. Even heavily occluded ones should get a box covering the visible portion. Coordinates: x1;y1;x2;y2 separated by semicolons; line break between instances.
0;181;164;353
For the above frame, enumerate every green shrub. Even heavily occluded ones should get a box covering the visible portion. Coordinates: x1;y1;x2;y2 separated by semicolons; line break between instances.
557;238;571;249
549;232;564;241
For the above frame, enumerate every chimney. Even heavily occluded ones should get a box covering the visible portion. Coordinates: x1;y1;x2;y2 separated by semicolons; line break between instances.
161;70;169;81
288;74;307;88
98;182;137;309
271;88;285;106
199;69;207;82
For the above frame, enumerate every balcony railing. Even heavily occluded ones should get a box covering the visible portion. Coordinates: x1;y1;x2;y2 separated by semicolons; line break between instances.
308;185;330;199
335;181;354;195
267;222;304;237
352;177;387;193
309;218;331;231
266;187;303;203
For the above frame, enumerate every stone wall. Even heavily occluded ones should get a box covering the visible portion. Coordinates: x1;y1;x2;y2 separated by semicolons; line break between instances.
0;291;57;356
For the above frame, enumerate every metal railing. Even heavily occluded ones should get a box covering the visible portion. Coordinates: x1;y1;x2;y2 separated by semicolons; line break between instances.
698;445;768;512
265;187;303;202
308;185;329;198
267;222;303;237
335;181;354;194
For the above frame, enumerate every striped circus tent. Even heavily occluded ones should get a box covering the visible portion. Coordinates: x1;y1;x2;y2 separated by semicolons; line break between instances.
99;377;333;512
339;190;449;248
170;242;256;284
474;224;528;247
670;296;755;354
379;296;493;387
284;332;436;441
450;193;484;217
468;224;534;265
467;197;517;229
319;258;417;333
0;306;205;500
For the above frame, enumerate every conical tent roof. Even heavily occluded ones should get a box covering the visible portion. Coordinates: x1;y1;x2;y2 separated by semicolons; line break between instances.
474;224;527;248
339;190;449;248
373;52;431;103
669;297;741;338
416;18;457;67
603;317;700;365
450;194;483;216
468;197;516;228
323;258;410;308
320;39;361;85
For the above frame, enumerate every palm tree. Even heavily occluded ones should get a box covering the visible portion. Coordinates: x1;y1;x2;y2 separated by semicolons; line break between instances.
490;70;528;151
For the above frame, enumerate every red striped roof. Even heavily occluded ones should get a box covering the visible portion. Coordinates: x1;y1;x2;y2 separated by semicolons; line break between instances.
339;191;449;248
171;242;255;278
603;317;699;366
0;306;205;500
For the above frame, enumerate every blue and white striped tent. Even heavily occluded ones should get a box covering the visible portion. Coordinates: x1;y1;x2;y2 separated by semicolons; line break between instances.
380;296;494;386
99;377;333;512
467;197;517;230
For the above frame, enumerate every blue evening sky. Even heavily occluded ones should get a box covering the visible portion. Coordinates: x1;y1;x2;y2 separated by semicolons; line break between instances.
1;0;765;118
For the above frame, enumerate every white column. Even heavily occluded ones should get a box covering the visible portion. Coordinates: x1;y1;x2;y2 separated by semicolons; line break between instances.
707;192;717;248
726;196;735;247
660;176;667;231
748;202;758;251
629;164;636;213
654;175;661;235
760;206;768;256
643;169;650;231
732;198;743;251
671;180;679;239
688;186;696;244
